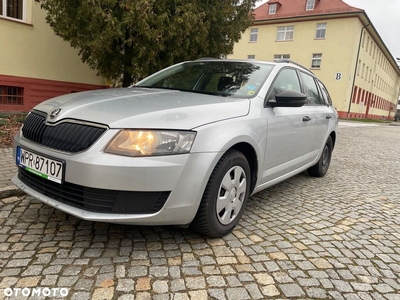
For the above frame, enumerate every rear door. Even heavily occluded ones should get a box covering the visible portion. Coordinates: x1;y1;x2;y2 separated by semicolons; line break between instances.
298;72;332;163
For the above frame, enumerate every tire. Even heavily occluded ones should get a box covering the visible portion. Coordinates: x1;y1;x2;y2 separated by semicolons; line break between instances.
191;150;251;238
307;136;333;177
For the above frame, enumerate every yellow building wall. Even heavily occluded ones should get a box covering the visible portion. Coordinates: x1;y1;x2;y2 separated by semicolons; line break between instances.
354;29;400;118
231;16;400;119
0;1;105;85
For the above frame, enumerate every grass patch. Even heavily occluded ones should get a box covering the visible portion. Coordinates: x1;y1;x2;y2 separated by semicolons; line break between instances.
0;119;7;126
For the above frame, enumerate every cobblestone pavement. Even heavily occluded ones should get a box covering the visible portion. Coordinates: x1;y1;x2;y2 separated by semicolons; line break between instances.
0;123;399;300
0;148;14;189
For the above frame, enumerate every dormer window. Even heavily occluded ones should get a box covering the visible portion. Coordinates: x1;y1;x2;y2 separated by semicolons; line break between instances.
306;0;315;10
269;3;277;14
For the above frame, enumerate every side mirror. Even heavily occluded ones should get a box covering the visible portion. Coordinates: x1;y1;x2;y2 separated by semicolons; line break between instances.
269;90;307;107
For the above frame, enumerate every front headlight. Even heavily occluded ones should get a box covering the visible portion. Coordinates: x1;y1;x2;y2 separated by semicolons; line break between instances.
105;130;196;157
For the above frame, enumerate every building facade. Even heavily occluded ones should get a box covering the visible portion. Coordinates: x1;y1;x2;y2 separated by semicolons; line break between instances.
0;0;107;112
231;0;400;120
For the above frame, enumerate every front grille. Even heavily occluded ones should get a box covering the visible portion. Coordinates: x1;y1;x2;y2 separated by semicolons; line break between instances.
19;168;170;214
22;112;106;153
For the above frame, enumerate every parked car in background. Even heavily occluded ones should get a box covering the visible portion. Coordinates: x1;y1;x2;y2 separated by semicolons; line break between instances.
13;59;338;238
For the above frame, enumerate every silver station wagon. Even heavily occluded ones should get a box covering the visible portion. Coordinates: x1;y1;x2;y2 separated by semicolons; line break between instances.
13;59;338;238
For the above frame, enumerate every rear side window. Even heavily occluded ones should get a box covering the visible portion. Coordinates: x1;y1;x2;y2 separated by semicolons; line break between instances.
317;80;333;105
299;72;324;105
267;68;301;100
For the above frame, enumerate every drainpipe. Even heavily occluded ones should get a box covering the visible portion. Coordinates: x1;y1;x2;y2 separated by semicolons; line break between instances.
347;23;370;118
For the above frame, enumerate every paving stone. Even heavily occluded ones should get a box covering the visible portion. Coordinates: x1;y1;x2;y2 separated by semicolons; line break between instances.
280;283;305;297
226;287;250;300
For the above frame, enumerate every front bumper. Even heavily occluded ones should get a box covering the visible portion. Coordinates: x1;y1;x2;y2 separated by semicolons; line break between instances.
12;131;219;226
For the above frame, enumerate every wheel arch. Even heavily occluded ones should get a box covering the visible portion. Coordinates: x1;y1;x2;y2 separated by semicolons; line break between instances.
229;142;258;194
330;131;337;150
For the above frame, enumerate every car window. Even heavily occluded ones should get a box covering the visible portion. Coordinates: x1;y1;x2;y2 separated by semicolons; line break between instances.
317;80;333;105
267;68;301;100
135;61;274;98
299;72;324;105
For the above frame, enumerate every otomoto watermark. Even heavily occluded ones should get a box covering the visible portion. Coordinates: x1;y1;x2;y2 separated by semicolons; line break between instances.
3;287;69;298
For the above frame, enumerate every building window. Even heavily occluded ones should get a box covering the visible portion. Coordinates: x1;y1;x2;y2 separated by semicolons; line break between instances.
0;0;24;20
366;67;369;81
250;28;258;42
311;53;322;69
277;26;294;41
274;54;290;62
247;55;255;60
306;0;315;10
361;63;365;78
315;23;326;39
362;33;365;48
269;3;277;14
0;86;24;105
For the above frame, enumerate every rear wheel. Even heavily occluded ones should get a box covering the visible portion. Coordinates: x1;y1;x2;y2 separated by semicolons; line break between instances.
307;136;333;177
191;150;251;238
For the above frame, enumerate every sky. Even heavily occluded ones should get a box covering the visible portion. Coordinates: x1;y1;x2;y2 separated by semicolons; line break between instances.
255;0;400;61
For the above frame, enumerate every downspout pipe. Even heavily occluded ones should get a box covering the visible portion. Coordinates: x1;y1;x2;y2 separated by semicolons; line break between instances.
347;23;370;118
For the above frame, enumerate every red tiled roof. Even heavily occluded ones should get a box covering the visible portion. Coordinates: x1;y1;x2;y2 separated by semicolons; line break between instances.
254;0;363;21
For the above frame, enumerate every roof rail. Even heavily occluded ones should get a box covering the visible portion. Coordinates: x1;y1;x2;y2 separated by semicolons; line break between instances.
276;59;314;74
195;57;221;61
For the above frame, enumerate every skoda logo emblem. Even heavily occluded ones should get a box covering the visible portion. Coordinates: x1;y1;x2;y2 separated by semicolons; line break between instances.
50;108;62;119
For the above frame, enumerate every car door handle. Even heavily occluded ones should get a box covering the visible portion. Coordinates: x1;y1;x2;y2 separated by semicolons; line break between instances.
326;115;332;119
303;116;311;122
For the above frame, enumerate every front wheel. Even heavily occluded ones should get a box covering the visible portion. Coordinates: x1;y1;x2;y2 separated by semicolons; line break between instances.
191;150;251;238
307;136;333;177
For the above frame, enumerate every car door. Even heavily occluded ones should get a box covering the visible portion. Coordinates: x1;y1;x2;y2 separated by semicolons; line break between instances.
260;68;312;185
298;72;332;163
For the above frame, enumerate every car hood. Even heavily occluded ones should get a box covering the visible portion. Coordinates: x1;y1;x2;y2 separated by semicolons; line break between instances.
34;87;250;129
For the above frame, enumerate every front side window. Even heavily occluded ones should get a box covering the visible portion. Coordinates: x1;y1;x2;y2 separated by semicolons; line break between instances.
0;85;24;105
267;68;301;101
269;4;277;14
306;0;315;10
1;0;23;20
299;72;324;105
250;28;258;42
276;26;294;41
311;53;322;69
136;61;274;99
274;54;290;62
316;23;326;39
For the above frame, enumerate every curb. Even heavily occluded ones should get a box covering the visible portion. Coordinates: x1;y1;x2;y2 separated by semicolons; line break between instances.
0;185;25;200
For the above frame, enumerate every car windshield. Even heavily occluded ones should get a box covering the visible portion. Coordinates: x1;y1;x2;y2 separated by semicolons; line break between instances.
134;61;274;98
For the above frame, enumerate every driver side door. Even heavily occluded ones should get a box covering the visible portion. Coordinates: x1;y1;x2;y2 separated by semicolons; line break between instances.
261;68;312;185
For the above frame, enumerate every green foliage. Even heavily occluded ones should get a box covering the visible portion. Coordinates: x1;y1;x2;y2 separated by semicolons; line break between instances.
34;0;256;86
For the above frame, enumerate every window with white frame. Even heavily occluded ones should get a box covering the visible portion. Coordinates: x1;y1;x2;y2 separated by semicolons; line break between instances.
276;26;294;41
0;0;24;20
269;3;277;14
306;0;315;10
250;28;258;42
274;54;290;62
316;23;326;39
247;55;255;60
311;53;322;69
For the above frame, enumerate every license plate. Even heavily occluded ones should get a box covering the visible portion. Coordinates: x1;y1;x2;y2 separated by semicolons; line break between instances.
16;147;64;184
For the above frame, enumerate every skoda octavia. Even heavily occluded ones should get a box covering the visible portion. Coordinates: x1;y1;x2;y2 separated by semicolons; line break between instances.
13;59;338;238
